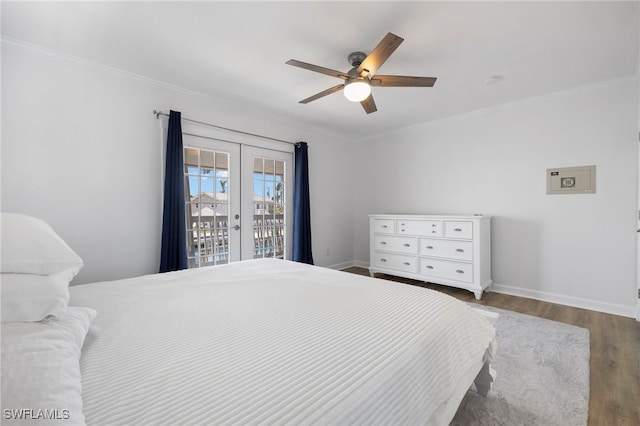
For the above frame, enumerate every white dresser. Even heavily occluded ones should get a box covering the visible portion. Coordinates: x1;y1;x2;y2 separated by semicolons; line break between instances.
369;214;492;299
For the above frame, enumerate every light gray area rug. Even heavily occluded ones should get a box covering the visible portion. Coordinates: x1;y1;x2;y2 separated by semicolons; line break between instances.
451;304;590;426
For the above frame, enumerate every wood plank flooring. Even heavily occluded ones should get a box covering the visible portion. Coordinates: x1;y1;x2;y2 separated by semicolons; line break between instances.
342;267;640;426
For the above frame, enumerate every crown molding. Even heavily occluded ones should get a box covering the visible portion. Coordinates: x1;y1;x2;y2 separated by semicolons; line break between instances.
2;36;211;98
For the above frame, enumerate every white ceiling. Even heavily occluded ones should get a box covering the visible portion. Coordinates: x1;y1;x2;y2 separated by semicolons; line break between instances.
2;1;638;140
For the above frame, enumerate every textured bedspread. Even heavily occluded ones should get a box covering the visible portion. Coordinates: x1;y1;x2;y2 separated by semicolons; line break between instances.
70;259;495;425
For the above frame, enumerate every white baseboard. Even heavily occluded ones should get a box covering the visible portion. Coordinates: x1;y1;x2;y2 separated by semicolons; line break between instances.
489;283;636;319
351;260;370;269
325;261;360;271
325;260;371;271
344;260;637;319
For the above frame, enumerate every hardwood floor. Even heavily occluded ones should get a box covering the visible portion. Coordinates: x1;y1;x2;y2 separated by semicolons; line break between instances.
342;267;640;426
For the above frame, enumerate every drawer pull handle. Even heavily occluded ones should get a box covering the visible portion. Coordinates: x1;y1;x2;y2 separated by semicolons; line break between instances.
403;243;410;247
403;262;410;266
456;248;464;252
456;269;464;274
426;265;434;269
401;229;405;232
426;245;434;249
380;258;387;262
432;224;436;227
380;242;387;245
381;225;388;228
454;228;462;232
401;223;405;226
432;231;436;234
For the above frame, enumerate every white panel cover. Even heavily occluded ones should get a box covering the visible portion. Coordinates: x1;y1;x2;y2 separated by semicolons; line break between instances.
70;259;495;425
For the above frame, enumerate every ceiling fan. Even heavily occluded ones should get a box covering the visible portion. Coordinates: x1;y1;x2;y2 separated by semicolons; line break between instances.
286;32;437;114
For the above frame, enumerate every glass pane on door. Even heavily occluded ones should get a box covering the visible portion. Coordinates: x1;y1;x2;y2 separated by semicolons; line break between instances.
184;147;231;267
252;157;287;259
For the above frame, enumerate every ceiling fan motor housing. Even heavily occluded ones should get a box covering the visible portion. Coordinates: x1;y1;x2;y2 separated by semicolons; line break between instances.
347;51;367;68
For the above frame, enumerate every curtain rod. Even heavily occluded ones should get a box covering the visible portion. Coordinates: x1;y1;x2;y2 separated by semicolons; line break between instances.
153;110;297;146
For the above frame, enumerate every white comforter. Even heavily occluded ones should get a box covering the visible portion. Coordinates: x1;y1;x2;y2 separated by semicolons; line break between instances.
70;259;496;425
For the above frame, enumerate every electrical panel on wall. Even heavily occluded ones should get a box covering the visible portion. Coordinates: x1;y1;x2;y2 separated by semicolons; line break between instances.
546;165;596;194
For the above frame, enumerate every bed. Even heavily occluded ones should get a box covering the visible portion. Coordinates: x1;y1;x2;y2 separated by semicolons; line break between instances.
1;213;497;425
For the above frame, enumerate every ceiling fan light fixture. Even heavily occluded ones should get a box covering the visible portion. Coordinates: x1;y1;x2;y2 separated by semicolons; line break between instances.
343;78;371;102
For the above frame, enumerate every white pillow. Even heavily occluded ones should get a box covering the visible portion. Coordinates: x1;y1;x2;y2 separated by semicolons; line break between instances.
1;213;83;277
1;271;73;323
1;306;96;425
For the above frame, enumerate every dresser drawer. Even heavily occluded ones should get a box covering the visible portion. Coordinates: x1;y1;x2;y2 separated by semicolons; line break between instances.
373;219;395;234
398;220;443;237
419;238;473;261
373;252;418;274
444;221;473;239
374;235;418;254
420;258;473;283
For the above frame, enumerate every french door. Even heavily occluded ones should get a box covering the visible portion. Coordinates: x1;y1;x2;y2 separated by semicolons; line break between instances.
241;146;293;261
182;134;292;267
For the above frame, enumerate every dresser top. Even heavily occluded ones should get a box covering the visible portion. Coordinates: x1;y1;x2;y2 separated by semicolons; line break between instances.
369;214;491;220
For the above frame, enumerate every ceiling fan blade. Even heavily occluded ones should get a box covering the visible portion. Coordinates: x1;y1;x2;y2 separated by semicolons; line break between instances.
360;94;377;114
286;59;349;80
371;75;437;87
299;84;344;104
357;33;404;78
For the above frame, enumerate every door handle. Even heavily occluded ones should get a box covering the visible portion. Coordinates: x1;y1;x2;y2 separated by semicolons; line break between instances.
233;225;240;230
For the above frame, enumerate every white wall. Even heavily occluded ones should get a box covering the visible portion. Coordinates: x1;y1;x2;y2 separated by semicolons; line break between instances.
1;41;355;284
353;77;639;317
3;39;638;318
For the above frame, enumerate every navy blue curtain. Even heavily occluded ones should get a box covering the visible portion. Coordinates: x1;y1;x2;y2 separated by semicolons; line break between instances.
159;110;188;272
292;142;314;264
